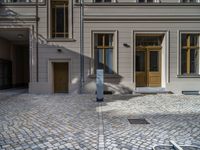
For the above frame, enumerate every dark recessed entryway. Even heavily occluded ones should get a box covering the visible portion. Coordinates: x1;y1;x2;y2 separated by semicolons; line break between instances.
0;29;29;90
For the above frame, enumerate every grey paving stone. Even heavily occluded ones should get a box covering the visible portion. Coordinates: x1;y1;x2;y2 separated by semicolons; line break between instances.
0;91;98;150
0;90;200;150
102;94;200;150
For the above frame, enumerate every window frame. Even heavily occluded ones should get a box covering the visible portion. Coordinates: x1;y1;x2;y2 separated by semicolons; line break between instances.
91;31;118;75
48;0;73;40
137;0;160;3
178;31;200;77
180;0;200;3
93;0;115;3
0;0;46;5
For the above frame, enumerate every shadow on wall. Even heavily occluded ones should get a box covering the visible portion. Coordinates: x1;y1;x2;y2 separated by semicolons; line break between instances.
0;5;133;94
36;37;133;94
36;34;133;94
0;4;28;25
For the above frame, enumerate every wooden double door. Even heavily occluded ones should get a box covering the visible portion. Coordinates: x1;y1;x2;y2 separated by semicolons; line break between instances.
53;62;69;93
136;48;161;87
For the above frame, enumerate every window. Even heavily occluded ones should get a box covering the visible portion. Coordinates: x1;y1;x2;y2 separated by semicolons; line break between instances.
136;35;163;47
181;0;200;3
94;0;112;2
51;0;69;38
94;34;114;74
138;0;159;3
180;33;200;75
0;0;44;3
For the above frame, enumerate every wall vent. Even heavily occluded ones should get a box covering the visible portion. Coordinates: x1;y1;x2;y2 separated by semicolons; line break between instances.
182;91;199;95
128;119;150;125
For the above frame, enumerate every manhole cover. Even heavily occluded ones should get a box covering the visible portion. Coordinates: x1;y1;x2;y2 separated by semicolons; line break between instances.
128;118;150;124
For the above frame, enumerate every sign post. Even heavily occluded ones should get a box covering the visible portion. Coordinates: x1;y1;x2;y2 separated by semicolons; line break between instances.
96;69;104;102
79;0;84;93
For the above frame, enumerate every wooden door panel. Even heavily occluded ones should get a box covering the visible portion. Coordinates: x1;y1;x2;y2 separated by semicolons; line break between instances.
148;50;161;87
136;48;161;87
136;51;147;87
136;72;147;87
54;63;68;93
148;75;161;87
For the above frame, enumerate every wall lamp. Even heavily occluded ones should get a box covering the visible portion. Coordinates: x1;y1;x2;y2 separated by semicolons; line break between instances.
17;34;24;39
123;43;130;48
57;49;62;53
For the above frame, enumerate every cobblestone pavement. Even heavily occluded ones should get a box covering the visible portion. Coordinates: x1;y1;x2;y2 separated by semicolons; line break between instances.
102;95;200;150
0;90;99;150
0;90;200;150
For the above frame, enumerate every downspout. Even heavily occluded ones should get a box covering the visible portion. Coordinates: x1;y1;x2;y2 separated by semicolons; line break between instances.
80;0;84;93
36;0;39;82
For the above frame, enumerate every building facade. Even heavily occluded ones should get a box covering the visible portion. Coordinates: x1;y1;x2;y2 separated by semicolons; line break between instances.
0;0;200;94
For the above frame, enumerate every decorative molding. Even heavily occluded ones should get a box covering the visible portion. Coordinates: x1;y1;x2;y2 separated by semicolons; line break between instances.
0;0;46;6
47;38;76;42
0;15;36;21
84;15;200;21
75;2;200;6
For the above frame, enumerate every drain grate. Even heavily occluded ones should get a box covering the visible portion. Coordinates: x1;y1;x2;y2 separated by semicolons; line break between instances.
128;118;150;124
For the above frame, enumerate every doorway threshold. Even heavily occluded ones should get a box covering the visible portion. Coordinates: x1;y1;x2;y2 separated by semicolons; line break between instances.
134;87;172;94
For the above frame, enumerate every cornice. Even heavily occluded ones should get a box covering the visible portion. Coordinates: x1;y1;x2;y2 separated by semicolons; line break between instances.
0;15;36;22
75;2;200;7
84;14;200;21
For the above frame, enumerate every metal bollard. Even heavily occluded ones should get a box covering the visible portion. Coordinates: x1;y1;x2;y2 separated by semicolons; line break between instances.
96;69;104;102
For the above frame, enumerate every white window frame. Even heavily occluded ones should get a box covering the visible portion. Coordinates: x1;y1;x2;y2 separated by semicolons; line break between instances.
91;31;118;75
93;0;116;3
137;0;160;3
179;0;200;3
178;31;200;76
1;0;45;3
48;0;73;40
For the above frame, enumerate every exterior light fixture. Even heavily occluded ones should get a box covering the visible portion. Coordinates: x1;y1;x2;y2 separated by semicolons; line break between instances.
123;43;130;48
57;49;62;53
17;34;24;39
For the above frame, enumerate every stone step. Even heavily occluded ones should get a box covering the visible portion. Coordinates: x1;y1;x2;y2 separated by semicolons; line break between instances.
133;87;172;94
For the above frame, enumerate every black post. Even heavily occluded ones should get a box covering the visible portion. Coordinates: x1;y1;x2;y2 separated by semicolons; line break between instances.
80;0;84;93
36;0;39;82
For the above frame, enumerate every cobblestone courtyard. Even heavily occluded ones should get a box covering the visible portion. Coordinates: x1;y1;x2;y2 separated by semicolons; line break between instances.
0;89;200;150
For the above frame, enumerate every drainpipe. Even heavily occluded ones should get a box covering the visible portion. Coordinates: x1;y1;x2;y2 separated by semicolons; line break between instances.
36;0;39;82
80;0;84;94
